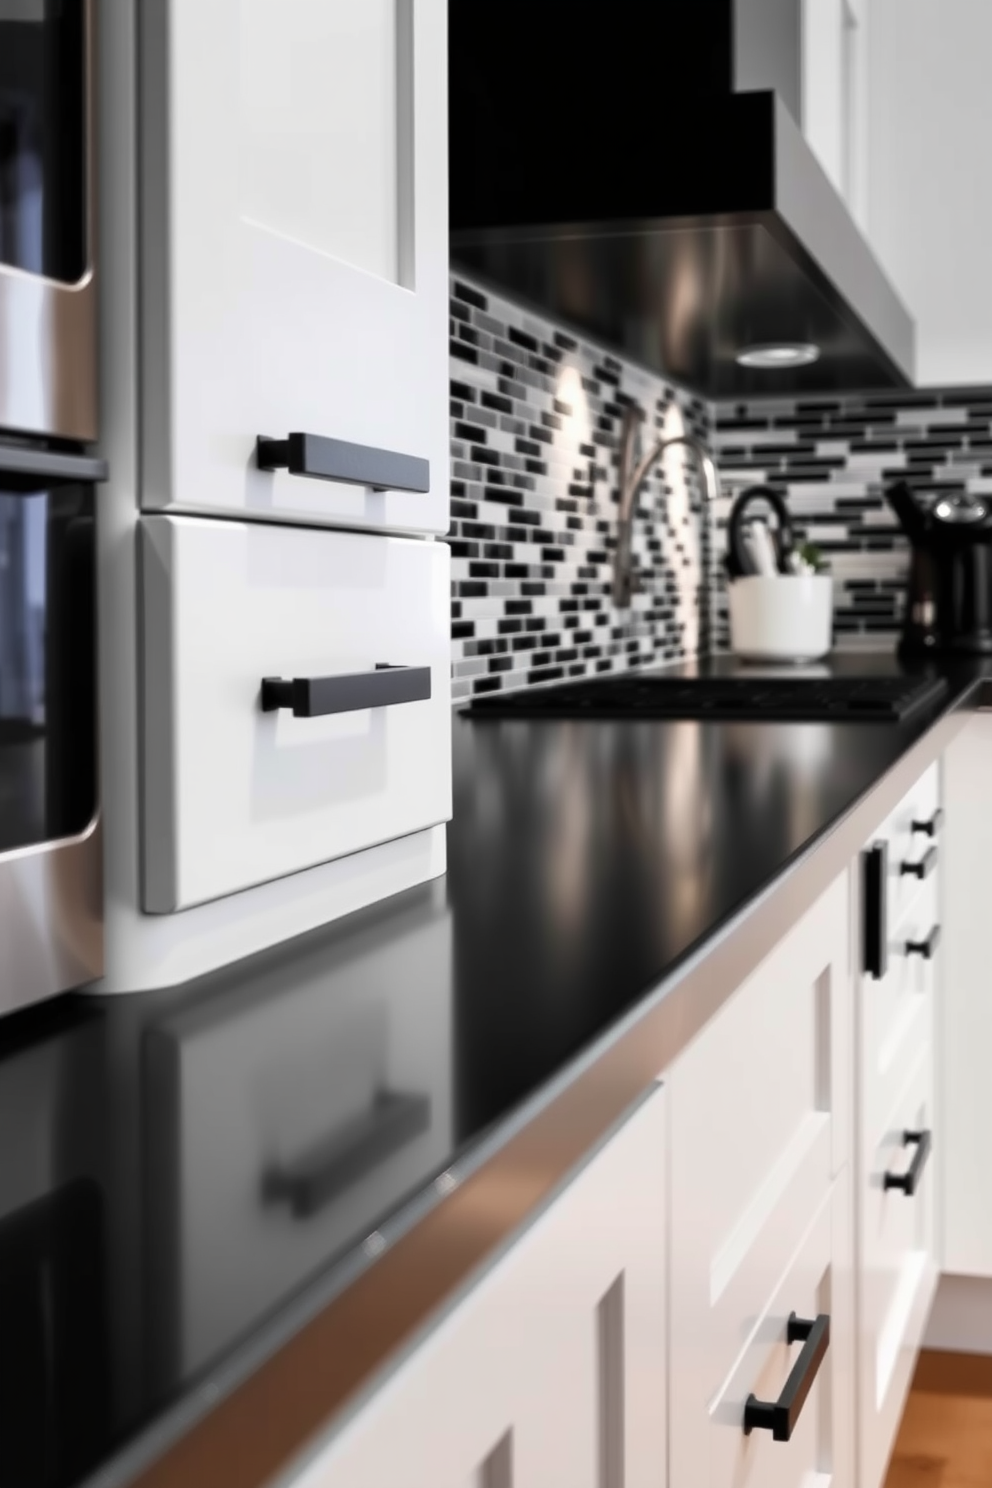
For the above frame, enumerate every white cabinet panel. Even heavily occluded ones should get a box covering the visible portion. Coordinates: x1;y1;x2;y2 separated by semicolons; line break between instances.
858;1045;936;1488
670;873;853;1487
286;1086;667;1488
941;713;992;1275
140;516;451;911
140;0;449;535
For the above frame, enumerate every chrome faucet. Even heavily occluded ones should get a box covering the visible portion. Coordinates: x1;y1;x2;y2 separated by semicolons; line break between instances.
612;405;721;608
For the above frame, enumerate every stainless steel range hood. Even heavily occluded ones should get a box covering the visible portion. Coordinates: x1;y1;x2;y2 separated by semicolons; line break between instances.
449;2;915;397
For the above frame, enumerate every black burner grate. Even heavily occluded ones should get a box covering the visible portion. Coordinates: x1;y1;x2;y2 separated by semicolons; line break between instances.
465;675;949;724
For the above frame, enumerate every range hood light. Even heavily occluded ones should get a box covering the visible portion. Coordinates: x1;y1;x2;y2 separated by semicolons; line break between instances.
736;342;821;369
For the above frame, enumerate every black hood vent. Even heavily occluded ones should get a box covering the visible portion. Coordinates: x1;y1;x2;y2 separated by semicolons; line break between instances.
450;1;915;397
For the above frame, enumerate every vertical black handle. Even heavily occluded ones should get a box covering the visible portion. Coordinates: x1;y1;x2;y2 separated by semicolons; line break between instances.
863;842;888;980
883;1129;932;1196
743;1313;831;1441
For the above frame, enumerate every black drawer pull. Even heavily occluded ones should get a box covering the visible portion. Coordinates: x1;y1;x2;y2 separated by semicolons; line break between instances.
906;925;942;960
263;1090;431;1219
261;665;431;718
911;807;944;838
744;1313;831;1442
900;845;938;880
256;433;430;493
884;1129;932;1196
863;842;888;980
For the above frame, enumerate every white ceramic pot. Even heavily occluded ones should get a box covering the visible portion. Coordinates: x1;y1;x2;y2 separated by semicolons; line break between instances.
728;575;834;662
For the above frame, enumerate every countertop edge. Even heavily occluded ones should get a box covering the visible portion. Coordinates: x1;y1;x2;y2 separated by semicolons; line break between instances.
113;680;989;1488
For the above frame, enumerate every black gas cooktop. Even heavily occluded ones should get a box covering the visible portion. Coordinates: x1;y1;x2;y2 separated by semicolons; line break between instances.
465;673;949;724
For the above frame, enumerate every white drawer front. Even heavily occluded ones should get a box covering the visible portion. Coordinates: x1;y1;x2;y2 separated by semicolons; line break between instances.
708;1188;840;1488
141;517;451;911
859;1044;937;1488
883;761;941;932
863;874;938;1147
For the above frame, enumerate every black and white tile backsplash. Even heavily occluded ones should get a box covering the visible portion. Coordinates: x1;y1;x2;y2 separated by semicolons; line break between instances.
449;274;992;689
711;388;992;648
448;277;711;702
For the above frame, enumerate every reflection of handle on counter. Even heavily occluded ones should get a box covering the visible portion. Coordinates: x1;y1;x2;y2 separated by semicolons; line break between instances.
263;1090;431;1219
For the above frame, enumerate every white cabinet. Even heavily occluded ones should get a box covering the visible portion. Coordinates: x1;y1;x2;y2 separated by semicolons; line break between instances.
801;0;869;231
140;516;452;912
288;1086;667;1488
669;873;854;1488
140;0;449;536
856;767;941;1488
940;712;992;1275
866;0;992;383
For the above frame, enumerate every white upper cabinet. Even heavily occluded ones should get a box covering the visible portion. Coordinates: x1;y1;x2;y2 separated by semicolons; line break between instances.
801;0;870;231
866;0;992;385
140;0;449;535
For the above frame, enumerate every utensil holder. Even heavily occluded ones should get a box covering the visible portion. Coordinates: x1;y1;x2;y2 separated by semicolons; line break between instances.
728;575;833;662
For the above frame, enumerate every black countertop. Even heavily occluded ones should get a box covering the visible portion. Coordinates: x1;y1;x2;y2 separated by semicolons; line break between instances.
0;654;986;1488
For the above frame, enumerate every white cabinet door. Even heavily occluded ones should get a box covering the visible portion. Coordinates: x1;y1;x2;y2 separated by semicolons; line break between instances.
801;0;868;229
670;873;854;1488
941;713;992;1275
141;516;452;911
286;1085;667;1488
140;1;449;536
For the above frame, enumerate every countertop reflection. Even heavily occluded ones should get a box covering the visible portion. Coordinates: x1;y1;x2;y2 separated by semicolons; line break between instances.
0;652;986;1488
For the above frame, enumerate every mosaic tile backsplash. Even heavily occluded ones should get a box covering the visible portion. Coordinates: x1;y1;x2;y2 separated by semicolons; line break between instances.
710;388;992;648
448;276;711;702
448;273;992;691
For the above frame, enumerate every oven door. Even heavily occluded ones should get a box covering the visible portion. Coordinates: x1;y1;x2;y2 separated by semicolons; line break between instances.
0;480;101;1010
0;0;96;443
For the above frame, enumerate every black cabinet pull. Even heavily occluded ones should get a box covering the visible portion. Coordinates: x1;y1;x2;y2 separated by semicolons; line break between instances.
261;665;431;718
256;433;430;494
911;807;944;838
263;1090;431;1219
906;924;942;960
863;842;888;980
743;1313;831;1442
884;1129;932;1196
900;845;938;880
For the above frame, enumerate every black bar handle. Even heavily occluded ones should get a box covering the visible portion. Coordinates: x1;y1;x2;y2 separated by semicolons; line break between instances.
261;665;431;718
900;845;938;880
884;1129;932;1196
863;842;888;980
263;1090;431;1219
256;433;430;494
906;924;942;960
743;1313;831;1442
911;807;944;838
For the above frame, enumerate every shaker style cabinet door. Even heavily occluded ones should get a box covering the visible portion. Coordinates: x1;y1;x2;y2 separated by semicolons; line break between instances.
284;1086;667;1488
140;1;449;536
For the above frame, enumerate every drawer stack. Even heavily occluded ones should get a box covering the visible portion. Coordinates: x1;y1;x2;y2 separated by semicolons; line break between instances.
669;874;854;1488
858;761;941;1488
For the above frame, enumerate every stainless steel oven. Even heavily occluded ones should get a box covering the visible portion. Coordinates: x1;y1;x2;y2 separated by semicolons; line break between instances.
0;465;102;1011
0;0;96;444
0;0;104;1011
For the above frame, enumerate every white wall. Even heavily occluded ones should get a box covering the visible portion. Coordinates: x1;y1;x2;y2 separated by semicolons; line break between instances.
868;0;992;386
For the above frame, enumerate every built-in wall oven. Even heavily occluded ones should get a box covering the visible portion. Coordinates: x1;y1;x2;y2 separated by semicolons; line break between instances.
0;0;106;1010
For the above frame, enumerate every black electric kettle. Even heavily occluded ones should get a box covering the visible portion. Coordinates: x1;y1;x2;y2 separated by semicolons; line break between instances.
885;481;992;655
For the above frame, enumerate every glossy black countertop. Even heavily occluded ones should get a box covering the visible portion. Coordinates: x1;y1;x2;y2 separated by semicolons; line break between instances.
0;653;987;1488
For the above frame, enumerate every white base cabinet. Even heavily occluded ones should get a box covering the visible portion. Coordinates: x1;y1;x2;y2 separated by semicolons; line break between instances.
857;763;941;1488
670;874;854;1488
289;1086;667;1488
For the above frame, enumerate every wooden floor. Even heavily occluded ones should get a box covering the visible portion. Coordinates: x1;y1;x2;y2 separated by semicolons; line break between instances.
885;1351;992;1487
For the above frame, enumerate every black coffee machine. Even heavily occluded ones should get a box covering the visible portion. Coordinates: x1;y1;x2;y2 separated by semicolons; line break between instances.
886;481;992;655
